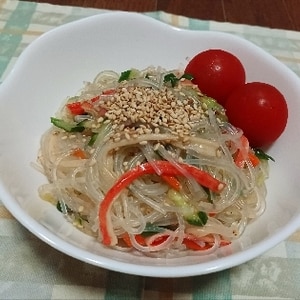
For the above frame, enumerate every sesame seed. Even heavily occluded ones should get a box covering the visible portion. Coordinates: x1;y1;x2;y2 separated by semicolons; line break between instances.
91;84;208;141
119;124;125;131
153;143;160;151
182;136;190;143
144;128;152;134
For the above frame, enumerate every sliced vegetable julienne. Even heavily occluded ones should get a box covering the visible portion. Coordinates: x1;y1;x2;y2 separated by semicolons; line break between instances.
161;175;182;191
122;224;168;248
234;135;260;168
183;234;231;250
248;152;260;166
141;223;166;235
66;95;100;115
81;100;107;117
71;148;87;159
199;234;231;246
98;161;225;246
167;189;208;226
186;211;208;227
121;231;230;252
56;200;88;226
50;117;86;132
201;96;224;112
88;132;99;147
235;150;260;168
88;122;113;147
182;237;212;251
163;73;193;87
122;232;173;250
56;201;71;213
121;233;146;248
200;96;228;122
254;148;275;162
118;68;140;82
118;70;132;82
66;101;86;115
164;73;178;87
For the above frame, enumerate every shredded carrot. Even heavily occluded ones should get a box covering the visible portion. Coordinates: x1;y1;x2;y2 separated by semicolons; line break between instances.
234;135;260;168
182;238;212;250
121;233;146;247
161;175;182;191
71;148;87;159
248;151;260;167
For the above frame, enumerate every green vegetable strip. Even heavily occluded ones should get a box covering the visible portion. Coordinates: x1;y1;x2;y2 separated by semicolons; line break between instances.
50;117;85;132
163;73;194;87
167;189;208;226
118;70;132;82
254;148;275;161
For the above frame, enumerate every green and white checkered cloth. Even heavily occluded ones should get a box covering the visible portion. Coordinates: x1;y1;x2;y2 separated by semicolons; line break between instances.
0;1;300;299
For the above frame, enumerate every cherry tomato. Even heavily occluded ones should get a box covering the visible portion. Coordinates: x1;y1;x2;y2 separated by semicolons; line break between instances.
185;49;246;105
225;82;288;147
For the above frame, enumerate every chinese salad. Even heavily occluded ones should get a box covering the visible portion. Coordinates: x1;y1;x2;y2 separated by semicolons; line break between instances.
37;66;269;257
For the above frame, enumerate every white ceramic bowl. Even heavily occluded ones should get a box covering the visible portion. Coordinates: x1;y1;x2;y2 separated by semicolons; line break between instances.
0;12;300;278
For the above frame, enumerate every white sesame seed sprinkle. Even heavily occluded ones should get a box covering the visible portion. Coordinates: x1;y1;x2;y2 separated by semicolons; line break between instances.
97;85;207;142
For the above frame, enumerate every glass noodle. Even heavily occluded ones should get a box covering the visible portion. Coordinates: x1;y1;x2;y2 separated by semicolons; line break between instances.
37;66;269;257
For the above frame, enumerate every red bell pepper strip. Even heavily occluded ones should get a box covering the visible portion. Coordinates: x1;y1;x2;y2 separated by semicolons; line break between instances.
99;161;225;246
67;90;115;116
66;102;85;115
66;95;100;115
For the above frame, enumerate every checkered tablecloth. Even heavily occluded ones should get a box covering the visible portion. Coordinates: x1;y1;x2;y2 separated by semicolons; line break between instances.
0;1;300;299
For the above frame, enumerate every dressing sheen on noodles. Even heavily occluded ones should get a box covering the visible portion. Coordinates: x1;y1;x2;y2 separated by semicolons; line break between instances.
37;67;269;257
